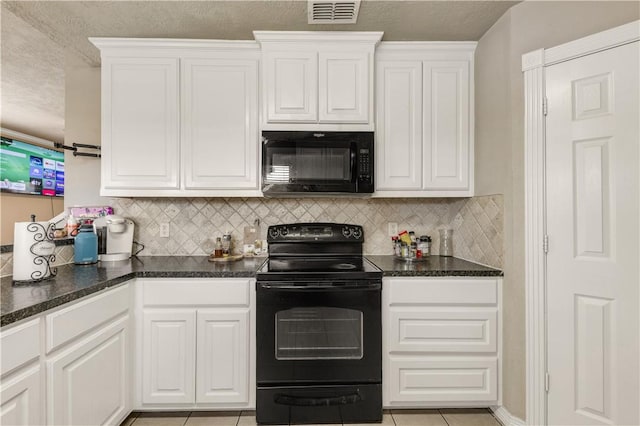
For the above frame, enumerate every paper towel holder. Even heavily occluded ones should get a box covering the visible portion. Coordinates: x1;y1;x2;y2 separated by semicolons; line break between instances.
12;220;58;285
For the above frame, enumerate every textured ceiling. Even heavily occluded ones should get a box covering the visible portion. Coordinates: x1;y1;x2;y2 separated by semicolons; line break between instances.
0;0;519;142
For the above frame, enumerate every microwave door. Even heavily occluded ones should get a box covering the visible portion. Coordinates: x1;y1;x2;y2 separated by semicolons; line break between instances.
263;141;355;193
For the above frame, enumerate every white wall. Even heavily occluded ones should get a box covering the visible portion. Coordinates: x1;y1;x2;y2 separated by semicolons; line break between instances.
475;0;640;420
63;52;107;208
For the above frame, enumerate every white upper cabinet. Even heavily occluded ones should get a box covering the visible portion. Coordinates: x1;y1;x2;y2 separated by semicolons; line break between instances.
254;31;383;131
101;56;180;191
181;58;259;190
374;43;476;197
264;51;318;123
91;39;261;197
423;61;470;191
376;61;423;190
319;52;370;123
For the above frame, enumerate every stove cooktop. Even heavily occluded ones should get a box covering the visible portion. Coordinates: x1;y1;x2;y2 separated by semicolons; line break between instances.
256;256;382;281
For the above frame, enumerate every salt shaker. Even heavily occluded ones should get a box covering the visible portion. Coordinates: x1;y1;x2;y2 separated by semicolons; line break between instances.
439;229;453;257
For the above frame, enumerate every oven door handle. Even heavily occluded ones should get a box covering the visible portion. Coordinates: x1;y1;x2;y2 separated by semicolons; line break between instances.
274;392;362;407
258;282;381;290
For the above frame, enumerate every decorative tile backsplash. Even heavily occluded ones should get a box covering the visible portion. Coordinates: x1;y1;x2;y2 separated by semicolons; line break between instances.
0;195;503;277
0;245;74;278
450;195;503;268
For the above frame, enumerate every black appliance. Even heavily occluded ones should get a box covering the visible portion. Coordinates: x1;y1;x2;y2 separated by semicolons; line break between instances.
261;131;374;196
256;223;383;425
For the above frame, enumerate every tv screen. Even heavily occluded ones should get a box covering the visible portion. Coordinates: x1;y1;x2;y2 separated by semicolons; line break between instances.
0;136;64;197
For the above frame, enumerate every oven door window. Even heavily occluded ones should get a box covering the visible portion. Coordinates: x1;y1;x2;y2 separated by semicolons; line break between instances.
275;307;363;360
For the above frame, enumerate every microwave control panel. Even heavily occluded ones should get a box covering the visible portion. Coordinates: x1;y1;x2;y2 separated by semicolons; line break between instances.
358;149;373;189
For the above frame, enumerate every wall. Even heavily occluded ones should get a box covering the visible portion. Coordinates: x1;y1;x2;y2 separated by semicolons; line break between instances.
0;193;64;245
63;52;107;208
474;1;640;420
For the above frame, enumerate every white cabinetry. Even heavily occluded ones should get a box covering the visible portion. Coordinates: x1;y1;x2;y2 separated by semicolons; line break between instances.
100;57;180;191
375;43;476;197
91;39;261;197
142;310;196;404
136;278;255;409
0;319;42;426
0;284;132;426
383;277;501;407
0;366;41;426
46;284;131;426
255;31;383;131
196;310;250;404
48;317;129;425
181;58;258;190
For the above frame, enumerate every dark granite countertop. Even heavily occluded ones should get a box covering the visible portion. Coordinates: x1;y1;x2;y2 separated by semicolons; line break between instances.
365;255;503;277
2;255;501;328
1;256;266;327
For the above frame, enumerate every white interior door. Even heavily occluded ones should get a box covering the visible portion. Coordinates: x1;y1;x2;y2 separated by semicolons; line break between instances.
546;41;639;425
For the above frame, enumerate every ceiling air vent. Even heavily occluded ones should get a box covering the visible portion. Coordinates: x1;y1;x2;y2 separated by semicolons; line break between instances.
308;1;361;24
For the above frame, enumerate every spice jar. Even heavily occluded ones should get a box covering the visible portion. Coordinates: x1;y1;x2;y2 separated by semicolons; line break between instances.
214;237;223;257
418;236;432;257
410;242;417;258
222;231;232;257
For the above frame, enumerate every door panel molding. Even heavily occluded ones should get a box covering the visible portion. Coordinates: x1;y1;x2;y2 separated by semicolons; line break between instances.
523;20;639;426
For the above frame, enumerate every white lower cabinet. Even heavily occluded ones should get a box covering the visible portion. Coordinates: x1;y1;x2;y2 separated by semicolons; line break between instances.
47;316;129;426
383;277;501;407
142;310;196;404
137;278;255;409
0;366;42;426
196;310;250;404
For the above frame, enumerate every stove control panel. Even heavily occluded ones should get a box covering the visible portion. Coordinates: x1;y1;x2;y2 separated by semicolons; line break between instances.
267;223;364;243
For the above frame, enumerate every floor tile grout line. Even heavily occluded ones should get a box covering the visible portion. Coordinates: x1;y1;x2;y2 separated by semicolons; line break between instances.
182;411;192;426
438;408;451;426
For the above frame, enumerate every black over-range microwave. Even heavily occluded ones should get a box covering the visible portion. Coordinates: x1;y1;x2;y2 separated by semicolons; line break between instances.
261;131;374;196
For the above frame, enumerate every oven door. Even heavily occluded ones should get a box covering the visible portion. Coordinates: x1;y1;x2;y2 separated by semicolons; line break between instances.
256;280;382;385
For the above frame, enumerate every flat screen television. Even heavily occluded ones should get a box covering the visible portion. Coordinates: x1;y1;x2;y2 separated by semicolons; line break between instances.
0;136;64;197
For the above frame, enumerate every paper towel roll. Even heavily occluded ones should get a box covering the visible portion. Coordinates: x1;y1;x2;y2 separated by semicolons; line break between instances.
13;221;56;282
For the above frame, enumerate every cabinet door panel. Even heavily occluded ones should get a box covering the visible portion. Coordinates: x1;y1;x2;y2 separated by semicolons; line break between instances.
0;319;40;376
319;52;369;123
142;310;196;404
0;366;41;426
387;358;497;403
196;310;250;404
48;317;128;426
265;52;318;122
102;57;179;190
423;61;470;190
376;61;423;190
388;309;498;353
182;58;259;189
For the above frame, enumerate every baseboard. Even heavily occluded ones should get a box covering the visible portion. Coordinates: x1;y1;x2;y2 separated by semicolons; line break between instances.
491;405;526;426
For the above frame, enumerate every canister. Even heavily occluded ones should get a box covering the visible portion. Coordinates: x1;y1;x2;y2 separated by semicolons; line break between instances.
74;225;98;264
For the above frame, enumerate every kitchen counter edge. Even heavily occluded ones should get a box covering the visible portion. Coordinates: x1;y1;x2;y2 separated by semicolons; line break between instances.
365;255;503;277
2;255;502;327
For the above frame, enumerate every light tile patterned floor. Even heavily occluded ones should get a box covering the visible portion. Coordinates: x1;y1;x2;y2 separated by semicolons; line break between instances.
120;409;502;426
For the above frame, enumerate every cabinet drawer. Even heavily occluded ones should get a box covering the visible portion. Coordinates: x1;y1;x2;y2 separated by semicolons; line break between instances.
1;319;40;376
388;308;497;353
142;279;251;307
386;358;498;403
46;284;129;353
386;278;497;305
